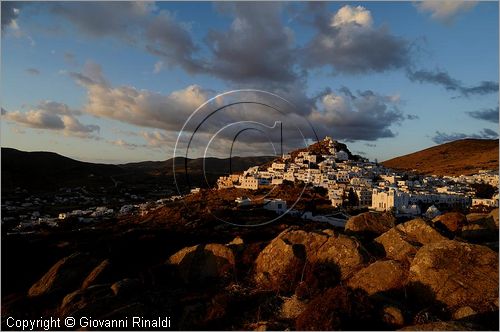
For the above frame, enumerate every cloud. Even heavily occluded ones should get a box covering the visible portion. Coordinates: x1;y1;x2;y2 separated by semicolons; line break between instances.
67;60;415;150
69;61;212;131
63;51;77;65
3;101;99;138
153;61;164;74
407;69;499;97
204;2;298;83
109;139;139;149
26;68;40;76
307;87;405;141
415;0;477;24
302;4;410;74
432;128;498;144
1;2;21;32
50;2;151;39
51;2;204;74
142;131;170;148
467;107;499;123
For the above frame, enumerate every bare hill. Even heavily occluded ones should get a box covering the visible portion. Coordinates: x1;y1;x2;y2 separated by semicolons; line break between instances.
382;139;499;176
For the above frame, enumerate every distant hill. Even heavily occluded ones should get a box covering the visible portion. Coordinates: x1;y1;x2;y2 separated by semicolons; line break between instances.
1;148;274;191
382;139;499;176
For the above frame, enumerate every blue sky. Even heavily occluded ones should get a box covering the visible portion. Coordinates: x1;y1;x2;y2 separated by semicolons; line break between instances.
1;1;498;163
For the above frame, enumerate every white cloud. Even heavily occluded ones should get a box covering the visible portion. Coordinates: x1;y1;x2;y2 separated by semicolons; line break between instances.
415;0;477;24
69;61;212;131
3;101;99;138
331;5;373;28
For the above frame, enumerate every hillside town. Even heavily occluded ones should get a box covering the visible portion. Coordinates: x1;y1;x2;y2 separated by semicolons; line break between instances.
2;137;498;233
217;137;499;218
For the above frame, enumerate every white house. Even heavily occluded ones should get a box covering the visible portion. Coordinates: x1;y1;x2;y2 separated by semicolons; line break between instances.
263;199;287;214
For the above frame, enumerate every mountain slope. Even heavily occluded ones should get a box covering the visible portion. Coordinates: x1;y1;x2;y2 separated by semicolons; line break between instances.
1;148;274;191
1;148;125;190
382;139;499;176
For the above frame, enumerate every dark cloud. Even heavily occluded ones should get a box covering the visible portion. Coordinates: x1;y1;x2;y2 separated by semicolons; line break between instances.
63;51;77;65
467;107;499;123
204;2;298;83
26;68;40;75
407;69;499;97
406;114;419;120
50;2;149;39
302;4;410;74
50;2;204;74
432;128;498;144
308;87;405;141
144;10;204;74
1;1;21;32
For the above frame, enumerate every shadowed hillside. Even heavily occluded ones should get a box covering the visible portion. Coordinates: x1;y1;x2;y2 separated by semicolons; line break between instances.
1;148;274;191
382;139;499;176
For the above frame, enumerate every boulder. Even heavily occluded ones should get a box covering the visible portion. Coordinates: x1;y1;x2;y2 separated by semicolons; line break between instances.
489;208;499;229
409;240;498;313
168;243;235;283
347;260;408;296
295;286;376;330
28;252;96;297
466;212;492;224
254;229;366;291
345;212;396;239
460;223;496;242
432;212;466;233
59;284;116;318
280;295;307;319
110;278;141;297
374;219;446;263
382;305;405;328
399;321;478;331
81;259;112;290
452;306;477;320
461;212;497;241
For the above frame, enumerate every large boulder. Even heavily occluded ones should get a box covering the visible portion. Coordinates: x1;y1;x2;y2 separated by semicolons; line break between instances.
461;212;497;242
81;259;112;290
295;286;376;330
409;240;498;313
432;212;466;233
168;243;235;283
28;252;96;297
374;219;447;263
347;260;408;296
345;212;396;239
254;229;366;291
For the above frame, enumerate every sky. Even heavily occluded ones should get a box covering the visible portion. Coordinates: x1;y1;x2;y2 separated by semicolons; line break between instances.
1;1;499;163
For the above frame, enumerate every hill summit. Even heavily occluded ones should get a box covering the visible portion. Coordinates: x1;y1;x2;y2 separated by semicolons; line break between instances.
382;139;499;176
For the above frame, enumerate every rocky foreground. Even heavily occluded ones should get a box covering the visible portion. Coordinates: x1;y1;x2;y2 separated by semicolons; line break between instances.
2;208;499;330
